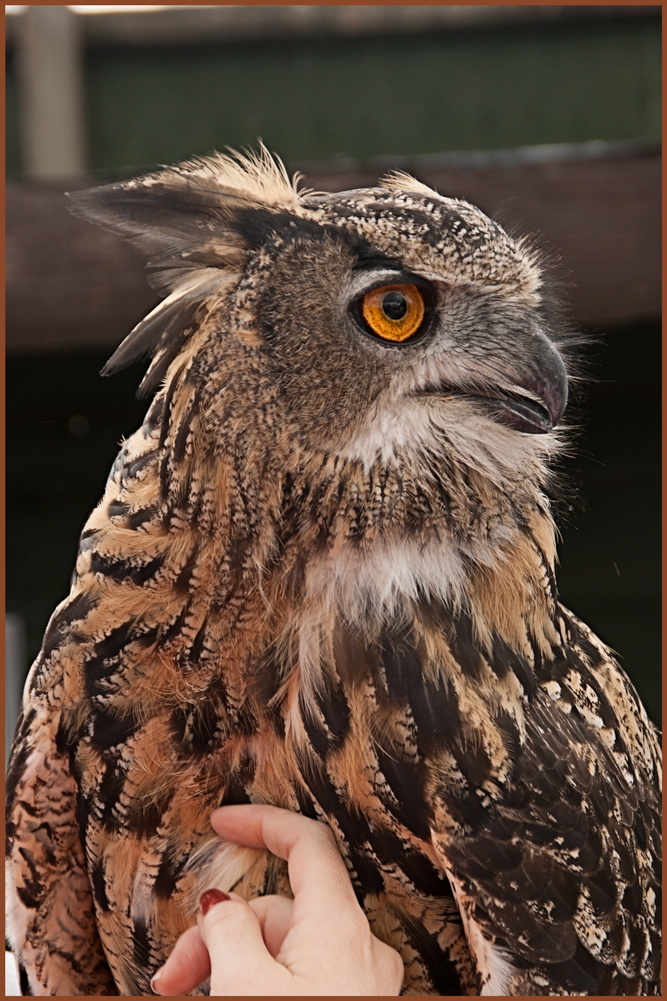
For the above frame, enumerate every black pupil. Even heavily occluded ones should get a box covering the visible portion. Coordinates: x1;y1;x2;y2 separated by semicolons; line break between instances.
382;291;407;320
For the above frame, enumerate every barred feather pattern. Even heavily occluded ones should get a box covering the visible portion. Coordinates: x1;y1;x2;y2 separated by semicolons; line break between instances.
6;150;660;996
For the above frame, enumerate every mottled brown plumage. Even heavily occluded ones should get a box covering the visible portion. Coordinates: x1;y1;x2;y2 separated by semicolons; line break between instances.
6;149;661;996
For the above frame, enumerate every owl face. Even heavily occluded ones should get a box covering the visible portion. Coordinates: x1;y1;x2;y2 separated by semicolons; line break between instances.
71;152;570;487
212;185;569;478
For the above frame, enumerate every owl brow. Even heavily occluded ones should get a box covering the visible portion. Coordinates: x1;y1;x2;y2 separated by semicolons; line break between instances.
350;251;405;274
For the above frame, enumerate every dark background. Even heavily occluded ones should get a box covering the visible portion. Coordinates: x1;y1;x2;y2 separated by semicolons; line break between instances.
6;6;661;727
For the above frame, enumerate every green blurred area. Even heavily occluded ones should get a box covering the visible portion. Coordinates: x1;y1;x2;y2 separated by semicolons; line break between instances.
6;322;661;726
6;13;662;177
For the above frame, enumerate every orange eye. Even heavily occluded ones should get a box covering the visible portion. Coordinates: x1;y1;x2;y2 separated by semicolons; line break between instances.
361;283;425;342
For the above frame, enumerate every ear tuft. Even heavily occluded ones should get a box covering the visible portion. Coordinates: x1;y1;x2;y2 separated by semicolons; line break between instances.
380;170;441;200
70;144;301;390
171;143;303;208
67;143;301;292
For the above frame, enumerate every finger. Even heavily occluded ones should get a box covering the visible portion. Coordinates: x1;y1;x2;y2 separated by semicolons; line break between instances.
197;888;293;996
210;805;359;916
208;809;403;995
248;893;294;957
150;924;210;996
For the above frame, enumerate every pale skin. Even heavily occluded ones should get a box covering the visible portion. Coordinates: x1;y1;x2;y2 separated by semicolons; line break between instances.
150;804;404;996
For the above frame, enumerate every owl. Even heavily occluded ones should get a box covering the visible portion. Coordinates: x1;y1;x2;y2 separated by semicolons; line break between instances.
6;148;661;996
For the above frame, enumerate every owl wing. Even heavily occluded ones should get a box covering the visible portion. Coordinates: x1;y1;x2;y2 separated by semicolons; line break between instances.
426;607;662;996
6;697;118;995
293;605;658;995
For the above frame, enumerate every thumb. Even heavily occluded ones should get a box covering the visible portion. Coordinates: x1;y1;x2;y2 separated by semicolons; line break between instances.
198;889;293;996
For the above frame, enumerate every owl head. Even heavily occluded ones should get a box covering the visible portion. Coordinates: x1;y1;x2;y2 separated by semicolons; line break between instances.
69;148;573;608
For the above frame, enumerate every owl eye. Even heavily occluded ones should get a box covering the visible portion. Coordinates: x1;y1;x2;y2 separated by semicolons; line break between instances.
360;283;426;343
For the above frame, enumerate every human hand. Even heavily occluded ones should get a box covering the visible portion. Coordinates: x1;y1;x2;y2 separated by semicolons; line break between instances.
150;804;404;996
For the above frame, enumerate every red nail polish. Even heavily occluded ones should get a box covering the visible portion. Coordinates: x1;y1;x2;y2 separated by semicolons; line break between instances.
200;888;231;915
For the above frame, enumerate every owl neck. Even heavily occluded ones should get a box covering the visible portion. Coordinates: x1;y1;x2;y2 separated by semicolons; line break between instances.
99;361;559;636
269;446;559;631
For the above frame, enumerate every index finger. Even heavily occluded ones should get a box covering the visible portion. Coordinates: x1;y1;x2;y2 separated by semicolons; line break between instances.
210;804;360;913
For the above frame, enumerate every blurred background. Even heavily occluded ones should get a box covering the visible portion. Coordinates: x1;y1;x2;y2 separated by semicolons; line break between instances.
6;5;661;762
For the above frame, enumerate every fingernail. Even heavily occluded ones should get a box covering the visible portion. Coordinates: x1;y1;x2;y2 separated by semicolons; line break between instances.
200;888;231;915
149;969;163;995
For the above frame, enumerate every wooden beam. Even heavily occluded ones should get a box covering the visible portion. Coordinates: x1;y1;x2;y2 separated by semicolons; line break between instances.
6;146;660;353
6;177;157;352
